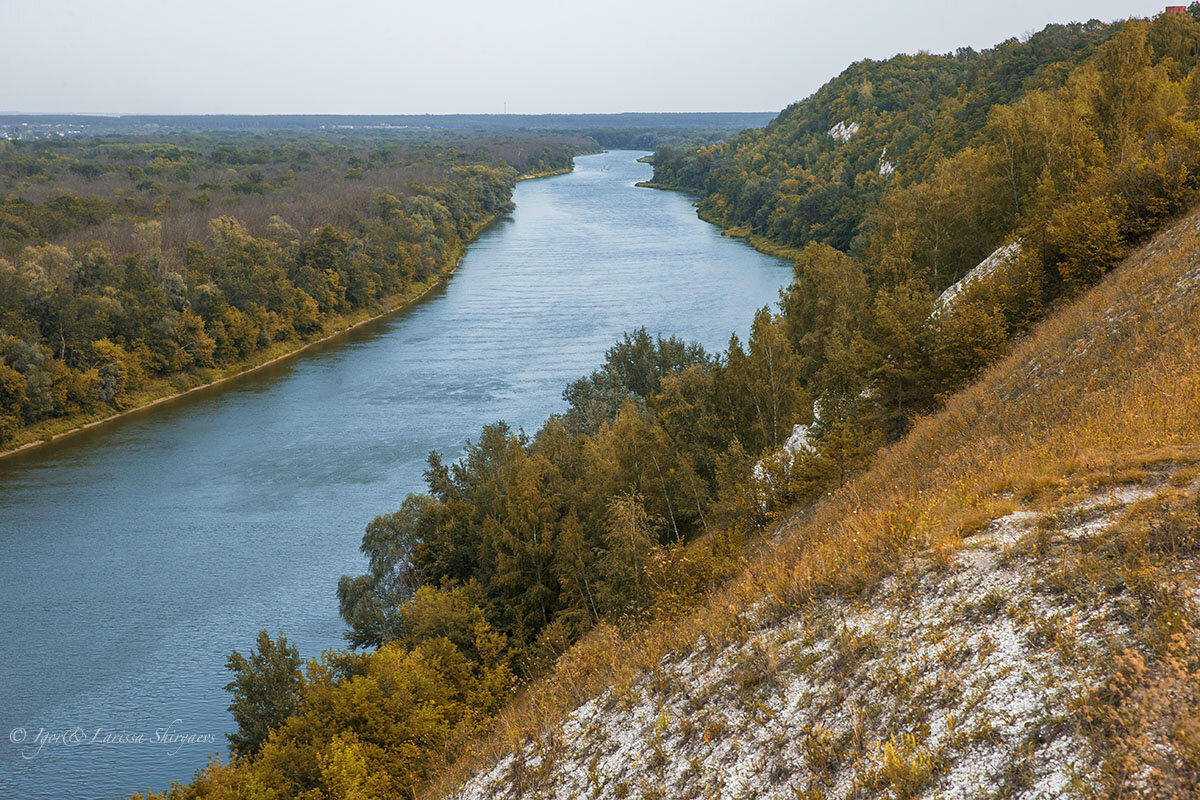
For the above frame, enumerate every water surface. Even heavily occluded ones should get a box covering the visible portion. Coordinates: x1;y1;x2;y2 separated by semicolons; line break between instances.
0;150;790;799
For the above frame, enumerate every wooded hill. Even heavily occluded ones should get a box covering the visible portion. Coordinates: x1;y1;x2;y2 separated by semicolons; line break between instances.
651;10;1200;444
450;126;1200;800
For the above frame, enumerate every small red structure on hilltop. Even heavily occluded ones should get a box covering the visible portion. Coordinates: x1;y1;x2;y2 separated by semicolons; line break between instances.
1166;5;1186;14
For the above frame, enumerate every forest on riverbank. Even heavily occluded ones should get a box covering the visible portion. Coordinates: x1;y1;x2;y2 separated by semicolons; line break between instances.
134;9;1200;800
0;132;585;450
650;10;1200;440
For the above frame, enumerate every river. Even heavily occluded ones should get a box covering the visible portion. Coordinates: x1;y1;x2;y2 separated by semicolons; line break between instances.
0;150;790;799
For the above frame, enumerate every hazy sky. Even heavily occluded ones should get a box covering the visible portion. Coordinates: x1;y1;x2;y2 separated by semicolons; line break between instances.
0;0;1172;115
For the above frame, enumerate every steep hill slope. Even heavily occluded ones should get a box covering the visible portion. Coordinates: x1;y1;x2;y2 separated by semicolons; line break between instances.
649;11;1200;468
443;200;1200;799
648;19;1127;254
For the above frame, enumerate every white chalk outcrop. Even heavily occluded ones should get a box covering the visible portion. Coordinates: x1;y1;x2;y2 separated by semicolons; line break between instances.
878;147;896;176
828;120;859;143
934;241;1022;315
451;480;1190;800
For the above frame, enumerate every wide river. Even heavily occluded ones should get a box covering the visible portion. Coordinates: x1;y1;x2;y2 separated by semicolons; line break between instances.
0;150;790;799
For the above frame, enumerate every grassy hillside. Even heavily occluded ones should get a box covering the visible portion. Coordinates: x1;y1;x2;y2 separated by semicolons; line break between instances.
443;165;1200;800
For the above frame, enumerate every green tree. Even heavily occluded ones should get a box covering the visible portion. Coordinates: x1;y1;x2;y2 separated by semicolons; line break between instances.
742;308;809;451
781;243;870;385
0;361;27;443
931;300;1009;400
486;450;562;643
337;496;431;648
869;279;935;436
552;512;602;628
816;415;884;484
225;630;303;758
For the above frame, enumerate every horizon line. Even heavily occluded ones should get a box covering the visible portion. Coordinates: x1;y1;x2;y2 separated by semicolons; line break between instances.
0;110;777;118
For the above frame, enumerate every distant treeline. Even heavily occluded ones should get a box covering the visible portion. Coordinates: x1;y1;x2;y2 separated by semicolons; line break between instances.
584;128;761;150
1;112;776;141
0;132;582;447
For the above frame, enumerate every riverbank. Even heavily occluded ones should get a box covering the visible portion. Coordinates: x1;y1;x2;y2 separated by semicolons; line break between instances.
0;157;605;461
636;180;806;264
517;165;573;180
704;219;807;263
0;257;466;460
0;277;454;460
0;200;526;461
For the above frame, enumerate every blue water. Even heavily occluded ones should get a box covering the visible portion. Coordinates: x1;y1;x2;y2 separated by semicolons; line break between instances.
0;151;790;799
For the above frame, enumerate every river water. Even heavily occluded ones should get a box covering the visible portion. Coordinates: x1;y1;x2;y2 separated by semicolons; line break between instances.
0;150;790;799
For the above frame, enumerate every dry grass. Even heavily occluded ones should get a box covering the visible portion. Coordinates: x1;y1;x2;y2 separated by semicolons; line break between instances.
426;203;1200;797
450;482;1185;799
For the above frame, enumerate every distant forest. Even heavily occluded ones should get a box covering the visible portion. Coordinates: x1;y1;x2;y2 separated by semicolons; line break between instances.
0;112;776;150
0;131;586;447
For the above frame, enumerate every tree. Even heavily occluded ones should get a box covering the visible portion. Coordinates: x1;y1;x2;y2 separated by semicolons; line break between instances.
225;630;303;758
1095;23;1174;156
562;328;709;436
552;512;602;628
173;307;216;370
486;450;561;643
1047;195;1125;291
869;279;935;437
337;496;431;648
0;361;26;444
597;492;657;615
781;243;870;385
931;299;1009;400
815;415;885;486
742;308;809;451
594;400;704;544
398;581;491;657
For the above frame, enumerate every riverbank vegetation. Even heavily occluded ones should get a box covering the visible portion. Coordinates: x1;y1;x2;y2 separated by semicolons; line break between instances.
0;132;584;450
134;9;1200;800
651;10;1200;442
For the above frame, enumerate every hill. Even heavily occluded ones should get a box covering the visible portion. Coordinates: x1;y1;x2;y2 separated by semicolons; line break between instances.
648;19;1128;254
445;159;1200;800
